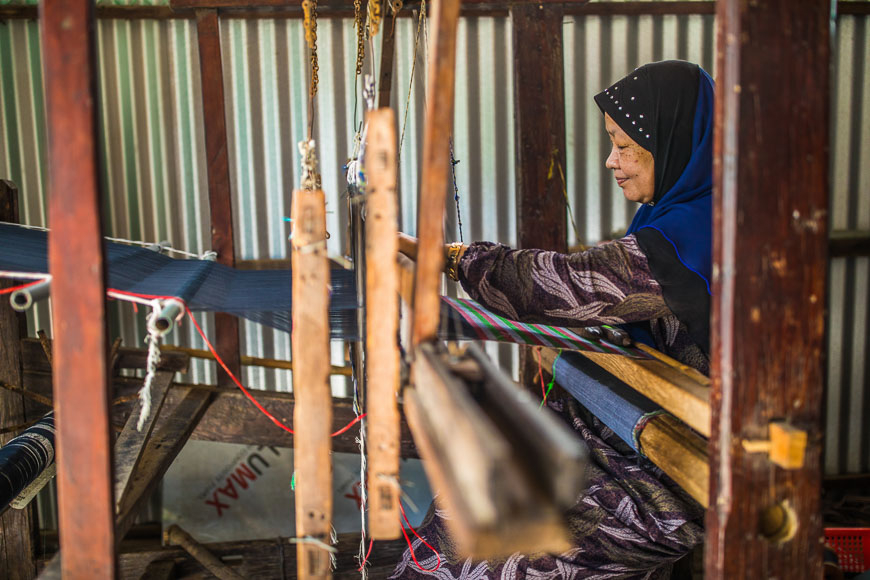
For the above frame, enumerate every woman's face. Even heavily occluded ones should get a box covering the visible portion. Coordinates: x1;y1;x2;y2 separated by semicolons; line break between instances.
604;113;655;204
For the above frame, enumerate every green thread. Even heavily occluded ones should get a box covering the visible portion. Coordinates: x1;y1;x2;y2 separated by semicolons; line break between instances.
540;349;562;408
291;471;297;491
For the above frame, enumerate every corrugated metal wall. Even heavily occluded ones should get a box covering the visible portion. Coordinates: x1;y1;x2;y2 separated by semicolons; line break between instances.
827;13;870;476
0;5;867;498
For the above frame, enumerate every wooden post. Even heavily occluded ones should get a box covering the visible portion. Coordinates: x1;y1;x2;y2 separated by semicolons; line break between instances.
510;5;567;385
410;0;461;347
291;190;332;579
707;1;829;577
195;8;242;388
364;109;401;539
40;0;117;577
0;182;38;580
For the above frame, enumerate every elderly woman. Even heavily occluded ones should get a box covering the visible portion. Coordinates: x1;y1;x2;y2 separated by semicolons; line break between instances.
395;60;713;578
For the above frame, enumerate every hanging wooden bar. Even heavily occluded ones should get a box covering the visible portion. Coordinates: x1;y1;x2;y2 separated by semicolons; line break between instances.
410;0;461;347
707;0;829;577
405;342;587;558
40;0;116;576
195;8;242;389
290;189;333;580
364;108;402;539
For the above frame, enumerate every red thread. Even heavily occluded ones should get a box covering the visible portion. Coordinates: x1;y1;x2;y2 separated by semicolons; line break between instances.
357;538;374;572
0;278;47;295
399;502;441;572
535;347;546;400
108;289;365;438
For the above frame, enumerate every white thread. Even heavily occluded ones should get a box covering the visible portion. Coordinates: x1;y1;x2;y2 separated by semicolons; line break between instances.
0;221;48;231
288;536;338;554
298;139;321;191
0;271;50;281
0;221;207;260
356;424;368;579
330;527;339;570
138;301;163;432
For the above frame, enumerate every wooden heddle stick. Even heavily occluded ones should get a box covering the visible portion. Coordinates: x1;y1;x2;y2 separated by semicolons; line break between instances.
364;108;402;539
291;187;333;580
410;0;461;347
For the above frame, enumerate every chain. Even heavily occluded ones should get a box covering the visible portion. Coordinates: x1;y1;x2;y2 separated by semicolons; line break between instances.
303;0;319;98
354;0;366;77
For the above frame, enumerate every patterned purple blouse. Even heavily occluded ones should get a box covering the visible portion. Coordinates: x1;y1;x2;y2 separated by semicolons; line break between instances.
458;235;710;375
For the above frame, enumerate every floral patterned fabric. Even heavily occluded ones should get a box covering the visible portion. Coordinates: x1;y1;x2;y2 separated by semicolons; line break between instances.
457;236;709;374
390;402;704;579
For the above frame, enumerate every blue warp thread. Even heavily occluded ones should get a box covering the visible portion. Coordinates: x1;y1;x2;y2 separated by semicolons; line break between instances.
0;412;55;511
553;351;660;451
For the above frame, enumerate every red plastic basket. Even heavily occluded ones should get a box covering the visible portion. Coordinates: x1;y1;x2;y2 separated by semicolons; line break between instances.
826;528;870;573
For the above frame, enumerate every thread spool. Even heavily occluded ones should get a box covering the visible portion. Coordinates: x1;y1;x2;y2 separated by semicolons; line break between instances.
147;299;184;337
10;279;51;312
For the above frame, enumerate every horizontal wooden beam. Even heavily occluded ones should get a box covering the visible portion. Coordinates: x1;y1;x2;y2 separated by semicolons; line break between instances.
640;413;708;508
21;370;418;458
21;338;189;375
158;344;352;376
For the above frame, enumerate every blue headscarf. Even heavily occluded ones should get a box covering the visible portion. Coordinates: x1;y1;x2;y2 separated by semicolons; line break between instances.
595;62;714;352
625;68;714;291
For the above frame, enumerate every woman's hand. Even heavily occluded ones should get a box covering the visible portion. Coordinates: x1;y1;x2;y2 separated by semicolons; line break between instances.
397;232;468;281
398;232;419;261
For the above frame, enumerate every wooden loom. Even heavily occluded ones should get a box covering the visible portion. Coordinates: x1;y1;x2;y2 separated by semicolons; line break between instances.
0;0;834;579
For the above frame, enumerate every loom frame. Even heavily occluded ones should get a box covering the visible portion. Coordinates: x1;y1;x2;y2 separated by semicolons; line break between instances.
0;1;834;579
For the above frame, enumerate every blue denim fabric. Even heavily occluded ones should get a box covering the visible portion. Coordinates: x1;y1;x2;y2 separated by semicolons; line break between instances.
553;351;660;450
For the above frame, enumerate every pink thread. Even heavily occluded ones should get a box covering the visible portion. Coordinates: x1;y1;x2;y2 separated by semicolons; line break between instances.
535;347;547;401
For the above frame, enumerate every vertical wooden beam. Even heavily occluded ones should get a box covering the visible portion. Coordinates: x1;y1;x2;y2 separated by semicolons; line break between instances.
510;5;567;384
364;109;401;539
195;8;241;388
40;0;117;577
377;14;397;110
291;190;332;580
0;182;37;580
511;5;567;253
707;1;829;578
411;0;461;346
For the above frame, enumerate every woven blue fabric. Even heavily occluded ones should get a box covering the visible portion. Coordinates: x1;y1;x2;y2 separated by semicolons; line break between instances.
0;224;360;340
553;351;660;451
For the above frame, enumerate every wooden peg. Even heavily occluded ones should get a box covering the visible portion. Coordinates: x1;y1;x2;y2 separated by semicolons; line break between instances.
741;422;807;469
